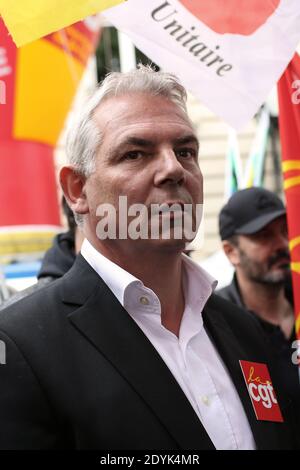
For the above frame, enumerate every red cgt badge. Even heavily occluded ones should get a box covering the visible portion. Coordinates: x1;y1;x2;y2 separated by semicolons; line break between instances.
239;360;283;422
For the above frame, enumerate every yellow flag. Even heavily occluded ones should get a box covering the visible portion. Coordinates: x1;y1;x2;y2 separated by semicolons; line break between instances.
0;0;125;46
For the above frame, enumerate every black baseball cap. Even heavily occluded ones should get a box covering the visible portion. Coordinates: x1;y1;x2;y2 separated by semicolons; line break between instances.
219;187;286;241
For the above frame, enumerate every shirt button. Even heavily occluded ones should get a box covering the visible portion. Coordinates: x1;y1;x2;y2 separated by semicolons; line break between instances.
140;296;149;305
201;396;210;406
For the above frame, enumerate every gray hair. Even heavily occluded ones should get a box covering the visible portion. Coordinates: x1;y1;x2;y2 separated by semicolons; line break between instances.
66;64;188;177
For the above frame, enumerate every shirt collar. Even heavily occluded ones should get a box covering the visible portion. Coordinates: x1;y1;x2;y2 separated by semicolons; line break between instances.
81;238;142;306
182;253;218;310
81;238;217;310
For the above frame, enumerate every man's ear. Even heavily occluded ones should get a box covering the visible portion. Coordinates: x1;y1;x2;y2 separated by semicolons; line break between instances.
60;166;89;215
222;240;240;267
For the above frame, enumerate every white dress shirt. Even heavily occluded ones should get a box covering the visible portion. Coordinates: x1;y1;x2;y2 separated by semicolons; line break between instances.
81;239;255;450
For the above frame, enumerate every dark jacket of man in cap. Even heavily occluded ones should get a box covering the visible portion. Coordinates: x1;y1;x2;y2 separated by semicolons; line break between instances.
217;187;300;422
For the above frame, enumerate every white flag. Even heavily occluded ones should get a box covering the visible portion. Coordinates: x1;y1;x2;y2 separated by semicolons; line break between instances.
104;0;300;129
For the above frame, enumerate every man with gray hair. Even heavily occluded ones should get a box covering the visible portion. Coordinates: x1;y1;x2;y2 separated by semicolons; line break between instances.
0;66;298;450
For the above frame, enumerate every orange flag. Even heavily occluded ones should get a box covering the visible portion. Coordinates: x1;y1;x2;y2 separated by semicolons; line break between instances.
0;17;101;259
278;53;300;339
0;0;124;46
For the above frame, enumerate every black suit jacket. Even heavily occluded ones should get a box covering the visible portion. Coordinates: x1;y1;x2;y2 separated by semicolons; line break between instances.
0;255;297;450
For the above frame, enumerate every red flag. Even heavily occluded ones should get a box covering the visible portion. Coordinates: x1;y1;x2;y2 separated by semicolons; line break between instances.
278;53;300;340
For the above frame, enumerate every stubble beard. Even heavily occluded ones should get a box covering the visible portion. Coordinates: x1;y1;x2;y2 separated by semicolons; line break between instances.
239;249;290;287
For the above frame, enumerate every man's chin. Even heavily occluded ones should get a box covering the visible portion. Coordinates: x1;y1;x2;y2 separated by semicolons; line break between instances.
148;236;188;250
261;269;291;285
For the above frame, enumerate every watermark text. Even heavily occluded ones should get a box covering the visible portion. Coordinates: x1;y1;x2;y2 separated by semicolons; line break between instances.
291;340;300;366
0;340;6;365
95;196;203;241
292;79;300;105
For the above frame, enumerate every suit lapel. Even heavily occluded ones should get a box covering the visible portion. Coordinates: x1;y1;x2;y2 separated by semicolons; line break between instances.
203;295;283;450
64;255;214;450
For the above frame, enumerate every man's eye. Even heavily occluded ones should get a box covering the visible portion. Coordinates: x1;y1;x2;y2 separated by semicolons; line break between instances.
122;151;144;161
255;231;269;240
176;148;196;159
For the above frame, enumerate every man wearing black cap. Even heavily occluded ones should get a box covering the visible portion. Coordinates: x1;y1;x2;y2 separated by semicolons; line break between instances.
218;187;299;411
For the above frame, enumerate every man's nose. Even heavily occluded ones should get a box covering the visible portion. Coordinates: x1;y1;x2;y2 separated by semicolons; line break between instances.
274;232;289;252
154;149;185;186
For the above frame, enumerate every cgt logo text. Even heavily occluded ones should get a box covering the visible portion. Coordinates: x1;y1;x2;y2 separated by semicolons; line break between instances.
248;380;277;409
240;360;283;422
247;366;277;409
